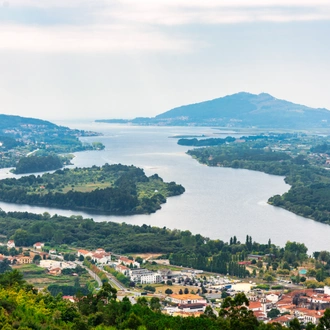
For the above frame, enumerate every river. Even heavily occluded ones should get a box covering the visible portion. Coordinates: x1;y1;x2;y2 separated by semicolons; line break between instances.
0;122;329;253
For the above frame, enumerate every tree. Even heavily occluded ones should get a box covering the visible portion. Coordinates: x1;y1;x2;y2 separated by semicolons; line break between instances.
257;260;263;268
202;306;216;320
165;288;173;295
143;285;155;293
150;297;161;312
267;309;280;319
289;318;301;330
33;254;41;265
317;308;330;329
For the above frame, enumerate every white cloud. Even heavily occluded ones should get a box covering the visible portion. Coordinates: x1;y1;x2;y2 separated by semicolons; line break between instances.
1;0;330;53
0;24;195;53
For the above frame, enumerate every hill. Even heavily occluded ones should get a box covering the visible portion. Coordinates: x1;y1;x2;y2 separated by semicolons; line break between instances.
97;92;330;128
0;114;102;170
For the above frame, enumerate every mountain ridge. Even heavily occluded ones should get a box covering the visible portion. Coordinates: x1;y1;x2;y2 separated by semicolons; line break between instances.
97;92;330;129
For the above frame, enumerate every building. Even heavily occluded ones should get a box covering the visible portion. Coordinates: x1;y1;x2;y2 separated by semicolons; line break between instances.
16;255;33;264
7;240;15;248
33;242;45;250
129;268;161;284
115;264;129;275
40;260;76;270
167;294;207;305
118;256;140;268
48;267;62;276
77;249;92;258
91;252;111;264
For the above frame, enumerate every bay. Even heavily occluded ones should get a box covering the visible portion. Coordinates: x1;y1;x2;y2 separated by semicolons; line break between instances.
0;122;329;253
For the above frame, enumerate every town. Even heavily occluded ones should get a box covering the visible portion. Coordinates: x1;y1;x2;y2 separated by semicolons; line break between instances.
1;238;330;328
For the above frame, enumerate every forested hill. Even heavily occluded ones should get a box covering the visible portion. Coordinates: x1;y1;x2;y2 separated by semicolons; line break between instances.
0;164;185;215
0;114;96;138
0;114;103;170
97;92;330;129
0;114;56;130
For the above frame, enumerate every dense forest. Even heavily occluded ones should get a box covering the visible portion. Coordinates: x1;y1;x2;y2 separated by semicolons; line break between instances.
0;164;185;215
177;136;235;146
4;270;330;329
14;154;64;174
187;139;330;224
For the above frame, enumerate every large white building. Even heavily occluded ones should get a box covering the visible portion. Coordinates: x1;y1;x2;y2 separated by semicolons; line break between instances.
129;268;161;284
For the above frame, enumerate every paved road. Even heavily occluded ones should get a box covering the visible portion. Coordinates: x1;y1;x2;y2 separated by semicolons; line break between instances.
75;261;102;288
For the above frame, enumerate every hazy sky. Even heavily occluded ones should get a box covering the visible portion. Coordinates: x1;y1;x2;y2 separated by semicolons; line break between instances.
1;0;330;121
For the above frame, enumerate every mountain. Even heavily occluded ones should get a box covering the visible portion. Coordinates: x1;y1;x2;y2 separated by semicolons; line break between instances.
98;92;330;128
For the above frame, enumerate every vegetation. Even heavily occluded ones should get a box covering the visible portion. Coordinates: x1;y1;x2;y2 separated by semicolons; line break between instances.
3;270;330;329
2;209;329;281
0;164;185;215
14;154;65;174
186;133;330;224
97;92;330;128
0;114;104;169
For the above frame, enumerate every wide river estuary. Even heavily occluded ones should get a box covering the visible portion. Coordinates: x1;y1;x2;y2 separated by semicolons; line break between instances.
0;122;329;253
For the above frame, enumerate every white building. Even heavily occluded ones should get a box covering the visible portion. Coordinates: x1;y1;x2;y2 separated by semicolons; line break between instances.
33;242;45;250
119;256;140;268
7;240;15;248
129;268;161;284
40;260;76;270
91;252;111;265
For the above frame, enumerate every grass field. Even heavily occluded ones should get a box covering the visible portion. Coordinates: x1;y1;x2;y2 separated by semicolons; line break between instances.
13;263;97;291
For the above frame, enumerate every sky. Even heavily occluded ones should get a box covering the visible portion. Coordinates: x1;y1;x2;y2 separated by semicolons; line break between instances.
0;0;330;121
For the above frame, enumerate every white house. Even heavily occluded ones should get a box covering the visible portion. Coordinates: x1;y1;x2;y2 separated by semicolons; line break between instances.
77;249;93;258
33;242;45;250
119;256;140;268
91;252;111;264
7;240;15;248
115;264;129;275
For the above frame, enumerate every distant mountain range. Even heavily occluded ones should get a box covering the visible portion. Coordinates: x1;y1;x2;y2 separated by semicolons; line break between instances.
97;92;330;129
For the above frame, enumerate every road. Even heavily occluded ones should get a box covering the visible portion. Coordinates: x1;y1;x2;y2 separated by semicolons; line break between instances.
75;261;102;288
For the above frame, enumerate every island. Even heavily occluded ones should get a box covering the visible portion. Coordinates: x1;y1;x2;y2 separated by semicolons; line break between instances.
0;163;185;215
184;133;330;225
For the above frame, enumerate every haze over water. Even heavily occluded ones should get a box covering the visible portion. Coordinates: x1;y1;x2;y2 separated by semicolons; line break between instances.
0;122;329;253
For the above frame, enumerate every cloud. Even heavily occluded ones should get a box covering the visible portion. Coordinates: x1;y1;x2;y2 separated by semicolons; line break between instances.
0;24;195;53
1;0;330;53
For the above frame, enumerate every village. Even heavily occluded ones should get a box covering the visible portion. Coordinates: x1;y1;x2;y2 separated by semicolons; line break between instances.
1;239;330;327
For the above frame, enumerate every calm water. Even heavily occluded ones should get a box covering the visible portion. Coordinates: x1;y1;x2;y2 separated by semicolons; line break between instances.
0;122;329;253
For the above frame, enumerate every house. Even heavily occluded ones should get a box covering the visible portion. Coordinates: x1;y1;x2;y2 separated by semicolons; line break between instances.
33;242;45;250
77;249;92;258
91;252;111;265
16;255;33;264
7;240;15;248
247;254;263;261
119;256;140;268
48;267;62;276
115;264;129;275
62;295;75;303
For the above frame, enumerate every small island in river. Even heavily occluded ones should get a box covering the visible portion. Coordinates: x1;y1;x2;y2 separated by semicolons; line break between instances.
0;163;185;215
